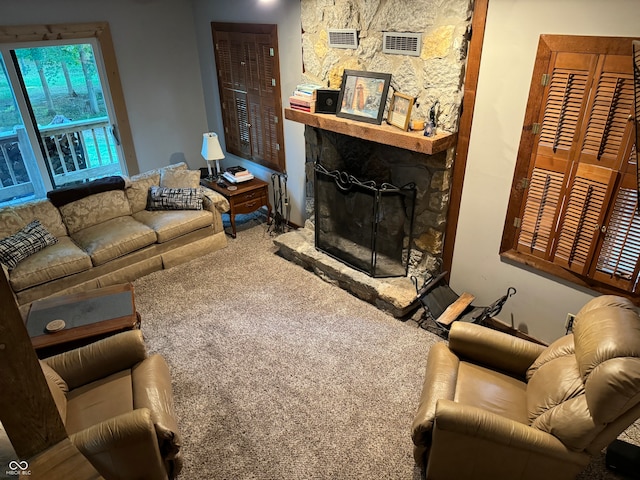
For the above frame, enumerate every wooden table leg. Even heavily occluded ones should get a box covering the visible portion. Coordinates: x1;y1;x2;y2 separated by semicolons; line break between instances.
230;213;237;238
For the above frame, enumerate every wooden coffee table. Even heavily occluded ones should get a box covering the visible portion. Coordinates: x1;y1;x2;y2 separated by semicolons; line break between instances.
201;177;272;238
26;283;140;357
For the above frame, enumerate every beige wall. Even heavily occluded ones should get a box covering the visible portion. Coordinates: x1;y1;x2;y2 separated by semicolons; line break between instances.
0;0;208;174
450;0;640;343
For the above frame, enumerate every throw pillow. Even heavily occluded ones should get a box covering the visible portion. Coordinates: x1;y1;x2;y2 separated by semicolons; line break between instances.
0;220;58;270
160;168;201;189
146;186;203;211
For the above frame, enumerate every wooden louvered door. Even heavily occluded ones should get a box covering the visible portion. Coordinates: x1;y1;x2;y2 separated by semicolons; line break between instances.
516;52;596;258
212;23;286;173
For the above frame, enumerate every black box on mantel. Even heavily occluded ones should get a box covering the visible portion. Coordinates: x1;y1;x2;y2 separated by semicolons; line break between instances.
315;89;340;114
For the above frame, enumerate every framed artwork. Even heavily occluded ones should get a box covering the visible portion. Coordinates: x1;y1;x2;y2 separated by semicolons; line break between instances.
336;70;391;124
387;92;414;131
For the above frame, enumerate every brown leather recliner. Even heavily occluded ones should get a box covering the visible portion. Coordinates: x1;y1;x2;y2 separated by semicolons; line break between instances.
412;295;640;480
40;330;183;480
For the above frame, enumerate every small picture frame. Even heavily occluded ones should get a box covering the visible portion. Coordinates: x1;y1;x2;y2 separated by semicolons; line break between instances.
336;70;392;125
387;92;414;131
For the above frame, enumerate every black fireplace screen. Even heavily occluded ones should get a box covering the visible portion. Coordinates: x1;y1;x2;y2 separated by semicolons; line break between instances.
314;164;416;277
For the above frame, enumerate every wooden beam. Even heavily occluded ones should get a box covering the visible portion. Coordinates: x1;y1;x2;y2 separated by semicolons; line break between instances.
442;0;490;278
28;438;103;480
0;268;66;458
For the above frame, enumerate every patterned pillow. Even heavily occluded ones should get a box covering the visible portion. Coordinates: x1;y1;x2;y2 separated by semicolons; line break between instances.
0;220;58;270
146;186;203;211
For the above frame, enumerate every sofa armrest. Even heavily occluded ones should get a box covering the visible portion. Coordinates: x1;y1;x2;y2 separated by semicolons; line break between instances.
411;342;459;447
201;186;230;213
132;354;182;461
44;330;148;389
448;322;545;378
70;408;169;480
434;400;589;466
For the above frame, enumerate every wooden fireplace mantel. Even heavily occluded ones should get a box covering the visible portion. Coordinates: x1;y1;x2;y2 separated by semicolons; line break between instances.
284;108;457;155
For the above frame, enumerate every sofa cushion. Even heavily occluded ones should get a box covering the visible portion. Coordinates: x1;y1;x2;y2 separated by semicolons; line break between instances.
133;209;214;243
160;168;201;189
130;170;161;184
0;220;58;270
0;199;68;238
9;236;92;292
147;186;203;211
60;190;132;235
126;175;159;214
71;216;157;266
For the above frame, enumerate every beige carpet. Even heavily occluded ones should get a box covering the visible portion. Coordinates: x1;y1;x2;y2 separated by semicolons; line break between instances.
132;215;638;480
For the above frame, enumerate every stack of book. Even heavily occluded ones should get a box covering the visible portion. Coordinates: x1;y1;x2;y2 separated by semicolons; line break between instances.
288;83;323;113
223;166;254;183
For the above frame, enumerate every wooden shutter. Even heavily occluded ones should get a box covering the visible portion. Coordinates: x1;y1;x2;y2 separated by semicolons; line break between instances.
506;35;640;297
215;32;234;90
212;23;285;172
257;34;275;96
577;55;635;169
248;94;264;160
593;183;640;292
552;163;616;275
591;144;639;291
516;165;564;257
516;52;595;257
537;53;595;158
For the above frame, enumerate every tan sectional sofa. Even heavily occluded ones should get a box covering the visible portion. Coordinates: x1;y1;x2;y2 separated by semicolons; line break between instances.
0;162;229;307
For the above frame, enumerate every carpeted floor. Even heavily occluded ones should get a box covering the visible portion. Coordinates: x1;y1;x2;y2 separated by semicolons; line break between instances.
133;215;639;480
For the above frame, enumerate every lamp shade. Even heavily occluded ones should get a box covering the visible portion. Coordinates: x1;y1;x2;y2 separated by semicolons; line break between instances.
201;132;225;160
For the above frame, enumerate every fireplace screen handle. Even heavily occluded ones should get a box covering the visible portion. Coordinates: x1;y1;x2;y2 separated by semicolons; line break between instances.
335;171;353;192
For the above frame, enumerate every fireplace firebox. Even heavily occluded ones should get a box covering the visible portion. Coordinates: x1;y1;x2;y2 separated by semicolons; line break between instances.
314;163;416;278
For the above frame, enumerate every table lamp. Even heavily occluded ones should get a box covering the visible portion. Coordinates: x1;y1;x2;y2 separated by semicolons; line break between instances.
201;132;225;180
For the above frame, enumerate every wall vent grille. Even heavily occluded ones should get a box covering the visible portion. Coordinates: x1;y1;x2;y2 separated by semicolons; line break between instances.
328;29;358;49
382;32;422;56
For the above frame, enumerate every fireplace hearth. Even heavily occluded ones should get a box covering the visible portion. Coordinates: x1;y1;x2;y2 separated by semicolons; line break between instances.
274;121;455;318
314;164;416;278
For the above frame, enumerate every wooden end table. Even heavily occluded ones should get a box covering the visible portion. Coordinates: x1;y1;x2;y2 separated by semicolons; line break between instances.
26;283;140;357
202;176;272;238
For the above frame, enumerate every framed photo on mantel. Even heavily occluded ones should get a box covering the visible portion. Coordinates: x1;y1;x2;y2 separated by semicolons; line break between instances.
387;92;414;131
336;70;391;125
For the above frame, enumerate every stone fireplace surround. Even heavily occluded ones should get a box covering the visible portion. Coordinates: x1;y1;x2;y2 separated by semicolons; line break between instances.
274;120;455;317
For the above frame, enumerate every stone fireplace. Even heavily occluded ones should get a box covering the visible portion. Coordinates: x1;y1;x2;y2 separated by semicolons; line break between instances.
274;121;455;317
308;127;450;279
274;0;471;316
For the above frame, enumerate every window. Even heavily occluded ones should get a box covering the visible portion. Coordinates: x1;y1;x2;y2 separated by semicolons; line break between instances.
0;22;136;206
211;23;286;173
501;35;640;297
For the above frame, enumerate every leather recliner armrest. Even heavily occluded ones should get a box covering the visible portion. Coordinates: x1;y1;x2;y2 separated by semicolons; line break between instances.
70;408;168;480
411;342;459;447
132;354;183;464
427;399;590;479
44;330;148;389
448;322;546;378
